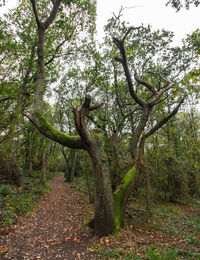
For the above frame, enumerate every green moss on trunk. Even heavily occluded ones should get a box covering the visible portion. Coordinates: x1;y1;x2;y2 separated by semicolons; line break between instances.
113;165;137;231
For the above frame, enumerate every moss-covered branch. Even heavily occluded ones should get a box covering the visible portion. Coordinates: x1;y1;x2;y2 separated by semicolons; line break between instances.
25;111;87;149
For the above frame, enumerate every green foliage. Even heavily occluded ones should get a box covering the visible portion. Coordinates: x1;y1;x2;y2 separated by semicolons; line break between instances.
0;149;22;186
0;184;37;227
0;170;57;228
68;150;95;203
166;0;200;11
146;246;184;260
91;247;140;259
0;0;199;237
91;245;200;259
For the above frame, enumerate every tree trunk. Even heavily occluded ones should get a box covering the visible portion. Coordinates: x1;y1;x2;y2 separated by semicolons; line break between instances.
62;148;77;182
40;140;52;184
88;136;114;236
69;149;76;182
28;130;35;177
113;164;138;230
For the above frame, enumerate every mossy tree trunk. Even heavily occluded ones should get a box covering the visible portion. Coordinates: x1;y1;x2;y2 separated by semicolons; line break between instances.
112;28;185;230
113;164;138;230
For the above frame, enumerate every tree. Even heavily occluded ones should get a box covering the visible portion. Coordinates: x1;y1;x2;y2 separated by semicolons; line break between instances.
0;0;6;7
27;3;196;235
24;0;115;236
3;0;198;235
0;0;96;184
167;0;200;11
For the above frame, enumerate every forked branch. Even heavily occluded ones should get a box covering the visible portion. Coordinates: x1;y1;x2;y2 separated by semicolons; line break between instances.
73;95;103;144
138;97;185;159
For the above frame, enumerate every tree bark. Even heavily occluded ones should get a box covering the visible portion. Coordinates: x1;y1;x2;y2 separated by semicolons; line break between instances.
29;130;35;177
63;148;77;182
113;164;138;230
68;149;76;182
88;135;114;236
40;139;52;184
73;96;114;236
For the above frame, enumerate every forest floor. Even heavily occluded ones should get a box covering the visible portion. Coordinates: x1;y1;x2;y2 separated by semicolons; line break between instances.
0;176;95;259
0;175;200;259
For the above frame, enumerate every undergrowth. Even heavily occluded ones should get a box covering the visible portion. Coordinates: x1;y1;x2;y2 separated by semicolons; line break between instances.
88;199;200;259
70;176;200;259
0;171;62;228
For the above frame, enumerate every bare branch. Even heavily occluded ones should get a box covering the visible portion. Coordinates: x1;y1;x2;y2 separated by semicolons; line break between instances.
141;97;184;148
109;6;124;36
89;102;103;111
29;0;41;27
113;36;146;107
122;26;142;42
147;71;173;84
81;95;103;112
82;94;91;109
134;73;156;94
44;0;62;29
138;97;184;161
72;95;104;145
147;72;174;106
150;83;173;106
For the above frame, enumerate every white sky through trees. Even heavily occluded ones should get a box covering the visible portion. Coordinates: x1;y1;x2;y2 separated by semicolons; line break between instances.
0;0;199;44
97;0;200;44
0;0;199;111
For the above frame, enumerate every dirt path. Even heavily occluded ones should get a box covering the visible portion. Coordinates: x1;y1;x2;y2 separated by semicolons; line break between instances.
0;176;95;259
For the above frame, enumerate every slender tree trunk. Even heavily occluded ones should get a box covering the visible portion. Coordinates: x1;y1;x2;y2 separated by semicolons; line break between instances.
29;157;33;177
143;165;151;222
62;148;77;182
29;130;35;177
62;148;69;180
68;149;76;182
40;140;52;184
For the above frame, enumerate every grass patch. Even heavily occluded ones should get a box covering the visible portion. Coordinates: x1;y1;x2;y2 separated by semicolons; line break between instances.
90;245;200;259
91;247;139;259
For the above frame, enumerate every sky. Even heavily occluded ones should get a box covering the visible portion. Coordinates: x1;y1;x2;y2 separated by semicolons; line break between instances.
0;0;199;45
97;0;200;45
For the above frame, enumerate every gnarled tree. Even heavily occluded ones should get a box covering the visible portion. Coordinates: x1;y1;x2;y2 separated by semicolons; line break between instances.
24;1;197;235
